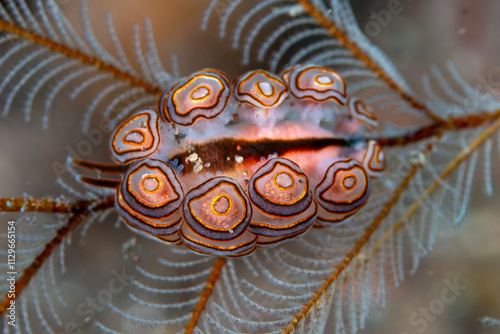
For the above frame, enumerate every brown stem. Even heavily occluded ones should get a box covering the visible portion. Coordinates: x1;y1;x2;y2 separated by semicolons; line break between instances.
375;111;500;147
0;196;92;213
184;257;226;333
0;19;162;95
0;195;115;316
294;0;444;123
69;157;126;174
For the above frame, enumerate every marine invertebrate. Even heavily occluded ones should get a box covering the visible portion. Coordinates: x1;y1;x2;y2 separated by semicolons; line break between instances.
78;66;383;256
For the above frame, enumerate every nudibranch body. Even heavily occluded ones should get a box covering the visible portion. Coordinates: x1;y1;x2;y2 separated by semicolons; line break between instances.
77;65;385;257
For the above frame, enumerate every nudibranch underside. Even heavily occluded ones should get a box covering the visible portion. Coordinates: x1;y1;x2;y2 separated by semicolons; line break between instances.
73;64;386;257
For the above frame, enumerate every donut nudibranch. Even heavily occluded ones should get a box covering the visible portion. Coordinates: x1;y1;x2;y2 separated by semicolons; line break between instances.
77;65;385;257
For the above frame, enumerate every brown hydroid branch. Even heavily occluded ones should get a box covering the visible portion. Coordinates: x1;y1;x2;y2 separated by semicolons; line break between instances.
398;115;500;225
69;157;126;174
0;19;162;95
0;195;115;316
294;0;444;123
375;111;500;147
1;196;79;213
185;257;226;334
0;196;112;213
283;137;441;334
358;115;500;266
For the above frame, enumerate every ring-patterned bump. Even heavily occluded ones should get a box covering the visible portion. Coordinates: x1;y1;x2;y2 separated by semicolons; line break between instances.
347;97;378;128
116;158;184;239
160;69;231;126
314;159;371;225
234;70;289;108
182;176;251;240
180;176;255;256
362;140;386;178
248;158;317;238
109;108;159;164
286;65;347;104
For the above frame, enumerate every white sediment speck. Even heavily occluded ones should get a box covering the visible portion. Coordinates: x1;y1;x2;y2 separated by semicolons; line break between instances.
408;150;425;166
288;4;304;17
194;162;203;173
187;153;198;163
235;155;244;163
